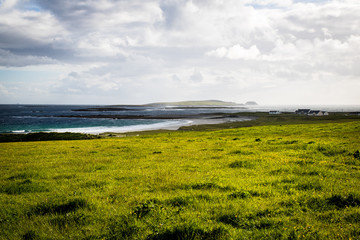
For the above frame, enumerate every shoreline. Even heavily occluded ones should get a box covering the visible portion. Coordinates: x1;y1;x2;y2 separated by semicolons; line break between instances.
1;114;252;135
53;116;252;134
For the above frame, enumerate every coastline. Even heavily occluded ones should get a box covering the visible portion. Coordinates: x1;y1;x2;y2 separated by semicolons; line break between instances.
51;116;252;134
2;103;359;135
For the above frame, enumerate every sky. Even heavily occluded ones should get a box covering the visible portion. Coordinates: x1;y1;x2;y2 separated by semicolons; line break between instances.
0;0;359;105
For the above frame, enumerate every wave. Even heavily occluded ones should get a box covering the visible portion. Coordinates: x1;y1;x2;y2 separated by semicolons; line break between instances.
11;130;30;133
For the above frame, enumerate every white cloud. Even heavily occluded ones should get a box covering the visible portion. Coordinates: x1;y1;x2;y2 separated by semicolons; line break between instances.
249;0;293;7
0;8;68;48
0;0;359;104
207;45;261;60
0;0;17;12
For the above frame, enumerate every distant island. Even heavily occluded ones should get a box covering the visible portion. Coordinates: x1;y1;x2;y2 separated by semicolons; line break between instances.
145;100;257;107
245;101;258;106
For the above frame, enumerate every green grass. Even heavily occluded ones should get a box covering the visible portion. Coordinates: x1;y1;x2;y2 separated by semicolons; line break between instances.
0;121;360;239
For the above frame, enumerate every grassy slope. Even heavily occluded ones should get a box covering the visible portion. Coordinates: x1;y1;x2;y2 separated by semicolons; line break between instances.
0;122;360;239
179;112;360;131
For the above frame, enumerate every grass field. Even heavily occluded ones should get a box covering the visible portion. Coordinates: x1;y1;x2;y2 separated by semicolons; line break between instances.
1;121;360;239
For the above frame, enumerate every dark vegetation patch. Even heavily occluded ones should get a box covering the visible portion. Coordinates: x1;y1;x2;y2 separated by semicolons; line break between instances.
7;172;40;180
194;194;213;201
0;180;49;195
184;182;235;191
115;176;139;182
229;150;253;155
287;226;321;240
106;215;139;240
83;180;108;189
350;229;360;239
282;193;360;212
22;230;40;240
228;191;251;199
229;160;256;169
270;178;299;193
213;148;224;152
298;170;321;176
167;196;193;207
344;212;360;223
316;212;342;223
132;200;159;219
0;132;99;142
326;194;360;209
269;168;289;175
295;160;315;166
50;212;88;229
52;174;76;180
353;150;360;160
94;165;107;171
316;145;348;157
282;140;299;144
218;213;282;230
228;190;267;199
296;182;322;191
30;198;88;216
345;159;360;166
147;225;229;240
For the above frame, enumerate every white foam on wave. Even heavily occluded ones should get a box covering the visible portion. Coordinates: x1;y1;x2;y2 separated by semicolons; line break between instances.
49;120;193;134
11;130;28;133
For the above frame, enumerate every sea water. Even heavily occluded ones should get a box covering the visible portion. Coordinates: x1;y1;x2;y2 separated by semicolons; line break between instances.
0;104;244;134
1;104;359;134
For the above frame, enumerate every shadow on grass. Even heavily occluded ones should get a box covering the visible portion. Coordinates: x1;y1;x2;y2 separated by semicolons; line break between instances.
106;215;139;240
0;180;49;195
228;190;268;199
281;193;360;211
218;213;282;230
49;212;88;229
183;182;235;191
229;160;256;169
29;198;89;216
147;225;229;240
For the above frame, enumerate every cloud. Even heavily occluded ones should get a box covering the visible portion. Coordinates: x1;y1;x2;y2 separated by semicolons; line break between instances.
0;0;359;104
207;45;261;60
248;0;293;7
0;49;57;67
0;7;68;49
0;0;18;12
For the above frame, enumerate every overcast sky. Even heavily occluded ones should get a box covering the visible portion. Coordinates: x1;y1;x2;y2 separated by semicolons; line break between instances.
0;0;359;105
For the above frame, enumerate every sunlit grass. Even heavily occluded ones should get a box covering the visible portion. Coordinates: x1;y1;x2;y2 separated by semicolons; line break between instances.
0;122;359;239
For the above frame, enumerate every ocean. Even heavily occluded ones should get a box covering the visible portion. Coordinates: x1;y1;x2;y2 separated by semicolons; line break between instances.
1;104;359;134
0;104;246;134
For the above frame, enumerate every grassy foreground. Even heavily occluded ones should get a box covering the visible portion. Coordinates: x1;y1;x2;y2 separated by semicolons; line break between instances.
1;122;360;239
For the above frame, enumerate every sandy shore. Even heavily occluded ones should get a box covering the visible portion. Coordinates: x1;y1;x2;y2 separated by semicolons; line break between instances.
50;113;253;134
96;117;252;135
